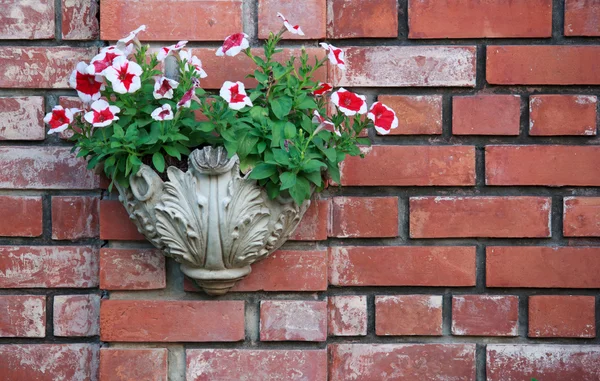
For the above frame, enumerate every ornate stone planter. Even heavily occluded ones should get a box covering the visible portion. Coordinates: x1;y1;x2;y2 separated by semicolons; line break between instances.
115;146;310;295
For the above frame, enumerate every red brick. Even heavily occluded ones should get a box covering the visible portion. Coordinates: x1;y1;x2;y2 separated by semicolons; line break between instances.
452;295;519;337
529;296;596;338
53;294;100;337
0;147;99;189
410;196;551;238
290;199;329;240
100;300;245;342
452;95;521;135
99;200;145;240
0;0;55;39
260;300;327;342
101;0;242;41
0;296;45;337
327;0;398;39
340;146;476;186
0;246;98;288
330;344;476;380
330;46;477;87
487;345;600;381
258;0;326;39
487;246;600;288
487;46;600;85
187;349;327;381
0;196;43;237
52;196;99;240
377;95;442;135
565;0;600;36
328;295;367;336
486;145;600;186
564;197;600;237
409;0;552;38
62;0;99;40
330;197;398;238
0;97;45;140
529;95;597;136
100;348;168;381
329;246;476;287
0;47;97;88
100;248;166;290
375;295;442;336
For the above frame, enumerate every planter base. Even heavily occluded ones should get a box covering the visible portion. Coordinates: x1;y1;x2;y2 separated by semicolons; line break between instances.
181;264;251;295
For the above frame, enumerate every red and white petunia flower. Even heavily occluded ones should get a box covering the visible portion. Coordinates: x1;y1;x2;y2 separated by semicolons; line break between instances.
312;110;337;136
216;33;249;57
84;100;120;127
69;62;104;103
177;87;201;109
277;12;304;35
367;102;398;135
103;56;143;94
44;106;80;135
116;25;146;52
157;40;188;61
331;88;367;116
86;48;124;75
179;50;208;78
219;81;253;110
313;82;333;96
151;104;174;121
153;76;179;99
320;43;346;71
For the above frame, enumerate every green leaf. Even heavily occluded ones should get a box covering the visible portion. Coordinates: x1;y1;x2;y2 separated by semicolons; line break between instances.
288;176;310;205
196;121;216;132
254;70;269;83
297;97;317;110
271;121;284;148
303;170;322;187
163;145;181;160
257;141;267;154
113;124;125;139
152;152;165;172
279;171;296;190
272;149;291;166
237;134;258;159
302;159;326;173
272;63;287;80
284;122;296;139
270;97;293;120
248;163;277;180
266;181;280;199
327;161;341;184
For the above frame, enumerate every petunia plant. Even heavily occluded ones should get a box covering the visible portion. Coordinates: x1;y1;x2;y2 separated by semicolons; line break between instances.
45;15;399;205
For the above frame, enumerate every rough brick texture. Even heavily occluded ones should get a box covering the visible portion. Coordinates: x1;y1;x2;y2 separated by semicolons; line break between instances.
0;196;43;237
0;97;45;140
452;95;521;135
529;95;597;136
62;0;100;40
564;197;600;237
327;0;398;39
52;196;99;240
100;248;166;290
452;295;519;337
375;295;443;336
565;0;600;36
260;300;327;341
0;296;46;337
258;0;326;40
377;95;442;135
328;295;367;336
330;196;398;238
0;0;55;39
53;294;100;337
528;295;596;338
100;348;168;381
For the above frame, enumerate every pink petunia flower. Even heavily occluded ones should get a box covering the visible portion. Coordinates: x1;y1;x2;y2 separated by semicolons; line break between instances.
69;62;104;103
313;82;333;96
277;12;305;35
320;43;346;71
116;25;146;53
367;102;398;135
157;40;188;61
331;88;367;116
219;81;253;110
179;50;208;78
44;105;80;135
103;56;143;94
86;48;124;75
84;100;120;127
151;104;174;121
312;110;337;136
177;87;201;109
153;76;179;99
216;33;250;57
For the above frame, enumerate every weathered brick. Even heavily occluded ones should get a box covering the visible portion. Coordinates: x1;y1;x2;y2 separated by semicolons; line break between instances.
0;97;45;140
100;348;168;381
0;47;97;88
487;46;600;85
529;95;597;136
564;197;600;237
99;200;145;241
377;95;442;135
260;300;327;342
187;349;327;381
100;248;166;290
409;0;552;38
328;295;367;336
0;296;45;337
52;196;99;240
452;95;521;135
340;146;476;186
529;295;596;338
327;0;398;39
0;246;98;288
100;300;245;342
410;197;551;238
452;295;519;337
0;0;55;39
290;199;329;240
0;344;98;381
258;0;326;39
62;0;99;40
53;294;100;337
487;345;600;381
330;344;476;380
565;0;600;36
329;246;476;287
486;145;600;186
375;295;443;336
487;246;600;288
330;197;398;238
330;46;477;87
0;196;43;237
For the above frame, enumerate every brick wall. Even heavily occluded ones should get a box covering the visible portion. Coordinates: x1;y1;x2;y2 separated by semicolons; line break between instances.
1;0;600;380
